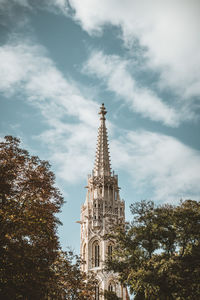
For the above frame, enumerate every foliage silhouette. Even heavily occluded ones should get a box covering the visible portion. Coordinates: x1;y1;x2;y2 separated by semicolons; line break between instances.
105;200;200;299
0;136;96;299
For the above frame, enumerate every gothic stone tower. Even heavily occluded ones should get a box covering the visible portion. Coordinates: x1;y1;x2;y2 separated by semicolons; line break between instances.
80;104;128;299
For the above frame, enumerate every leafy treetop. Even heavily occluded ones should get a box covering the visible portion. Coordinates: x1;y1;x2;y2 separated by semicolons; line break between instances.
105;199;200;300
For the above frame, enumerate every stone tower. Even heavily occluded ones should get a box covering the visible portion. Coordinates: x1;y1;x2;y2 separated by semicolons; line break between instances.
80;104;128;299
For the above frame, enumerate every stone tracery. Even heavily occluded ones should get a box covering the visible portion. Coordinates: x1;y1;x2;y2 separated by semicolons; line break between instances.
80;104;129;299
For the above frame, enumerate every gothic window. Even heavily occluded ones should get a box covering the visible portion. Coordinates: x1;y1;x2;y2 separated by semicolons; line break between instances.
120;207;123;216
108;244;113;260
95;285;99;300
100;187;102;195
108;283;113;292
94;189;97;199
93;241;100;267
115;191;117;200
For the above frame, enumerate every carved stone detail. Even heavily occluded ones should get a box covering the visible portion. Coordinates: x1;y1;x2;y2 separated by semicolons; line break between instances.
80;104;128;299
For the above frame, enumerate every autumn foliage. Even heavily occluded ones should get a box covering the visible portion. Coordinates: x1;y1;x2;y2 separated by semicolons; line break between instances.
0;136;96;299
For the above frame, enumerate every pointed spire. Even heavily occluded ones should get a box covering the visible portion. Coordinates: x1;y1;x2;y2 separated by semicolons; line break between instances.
93;103;111;177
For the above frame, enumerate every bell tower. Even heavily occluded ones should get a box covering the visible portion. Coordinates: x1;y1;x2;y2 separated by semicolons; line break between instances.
80;104;128;299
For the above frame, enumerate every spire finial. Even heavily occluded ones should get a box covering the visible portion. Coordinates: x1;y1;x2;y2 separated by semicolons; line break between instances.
93;103;111;177
99;103;107;120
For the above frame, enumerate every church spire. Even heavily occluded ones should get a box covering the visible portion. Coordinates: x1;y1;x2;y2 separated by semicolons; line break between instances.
93;103;111;177
80;104;127;298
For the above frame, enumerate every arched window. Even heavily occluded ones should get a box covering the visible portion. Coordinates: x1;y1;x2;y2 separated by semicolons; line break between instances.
108;244;113;260
108;283;113;292
94;189;97;199
93;241;100;267
95;285;99;300
108;281;116;293
120;207;123;216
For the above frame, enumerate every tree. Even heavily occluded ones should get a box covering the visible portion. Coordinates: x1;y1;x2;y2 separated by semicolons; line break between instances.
50;250;97;299
104;290;121;300
0;136;96;299
105;200;200;299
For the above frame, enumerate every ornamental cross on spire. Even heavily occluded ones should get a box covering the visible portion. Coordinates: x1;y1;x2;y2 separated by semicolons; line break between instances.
99;103;107;120
93;103;111;177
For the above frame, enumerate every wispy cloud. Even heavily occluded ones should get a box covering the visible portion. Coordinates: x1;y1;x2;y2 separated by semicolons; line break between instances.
69;0;200;113
39;122;97;182
0;40;98;182
4;0;199;102
111;130;200;202
0;38;200;202
0;41;98;124
0;0;69;14
0;0;31;9
0;0;69;36
84;51;179;127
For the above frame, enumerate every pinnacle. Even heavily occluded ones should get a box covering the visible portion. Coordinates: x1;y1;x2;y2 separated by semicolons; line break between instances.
98;103;107;120
93;104;111;176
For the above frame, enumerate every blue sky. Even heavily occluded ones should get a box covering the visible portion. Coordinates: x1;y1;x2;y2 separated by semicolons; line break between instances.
0;0;200;254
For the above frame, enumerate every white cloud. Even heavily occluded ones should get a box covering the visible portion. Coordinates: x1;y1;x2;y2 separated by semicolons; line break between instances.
0;40;99;182
0;41;98;125
3;0;200;102
111;130;200;202
39;122;97;182
1;39;199;202
0;0;69;21
52;0;69;14
69;0;200;99
85;51;179;126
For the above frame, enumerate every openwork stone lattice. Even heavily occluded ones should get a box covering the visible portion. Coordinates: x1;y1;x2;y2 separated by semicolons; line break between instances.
79;104;129;300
